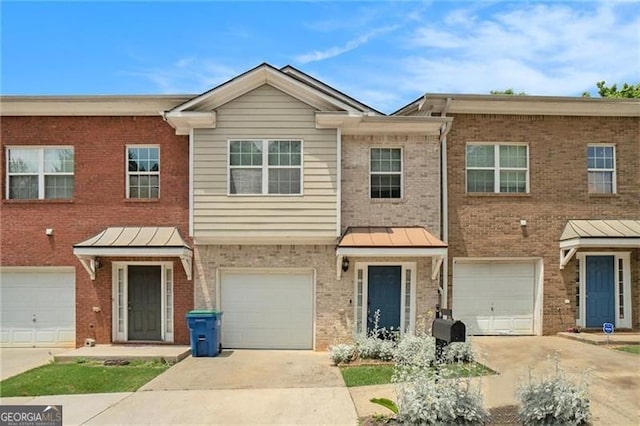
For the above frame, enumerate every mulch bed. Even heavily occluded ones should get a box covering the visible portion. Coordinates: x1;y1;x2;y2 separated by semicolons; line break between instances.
359;405;520;425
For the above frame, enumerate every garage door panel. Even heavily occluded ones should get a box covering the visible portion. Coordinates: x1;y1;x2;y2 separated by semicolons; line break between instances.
220;271;313;349
453;261;535;336
1;270;75;347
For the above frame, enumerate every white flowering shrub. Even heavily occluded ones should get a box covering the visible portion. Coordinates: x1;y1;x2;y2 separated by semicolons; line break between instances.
442;340;475;363
394;334;435;369
517;357;591;426
396;374;489;425
328;343;355;365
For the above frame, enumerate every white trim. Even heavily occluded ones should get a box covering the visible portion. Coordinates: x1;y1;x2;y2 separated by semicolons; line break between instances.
336;128;342;237
576;252;632;329
560;237;640;250
587;144;617;194
559;247;578;269
125;145;160;199
369;147;403;200
5;146;74;200
0;266;75;273
227;139;304;196
465;142;529;194
111;261;174;343
337;247;447;257
164;111;216;135
353;262;417;337
189;129;194;237
193;236;337;245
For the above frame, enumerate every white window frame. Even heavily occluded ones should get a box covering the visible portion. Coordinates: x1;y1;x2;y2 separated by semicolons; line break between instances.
466;143;529;193
353;262;416;336
112;261;174;343
5;146;74;200
576;252;631;329
126;145;160;199
227;139;304;196
587;144;616;194
369;147;403;199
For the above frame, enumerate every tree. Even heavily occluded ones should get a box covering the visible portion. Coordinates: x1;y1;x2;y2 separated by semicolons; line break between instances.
490;89;527;95
583;81;640;98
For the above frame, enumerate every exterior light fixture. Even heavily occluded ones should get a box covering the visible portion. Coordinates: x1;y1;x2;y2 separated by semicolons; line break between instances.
342;257;350;272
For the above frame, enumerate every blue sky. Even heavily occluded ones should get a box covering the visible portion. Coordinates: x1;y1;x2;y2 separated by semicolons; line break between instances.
2;1;639;113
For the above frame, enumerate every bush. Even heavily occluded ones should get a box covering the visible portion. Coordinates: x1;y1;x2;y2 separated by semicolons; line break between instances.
517;357;590;425
442;340;475;363
328;343;355;365
396;375;489;425
394;334;435;368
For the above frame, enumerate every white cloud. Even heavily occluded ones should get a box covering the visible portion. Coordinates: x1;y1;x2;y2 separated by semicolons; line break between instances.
295;24;399;64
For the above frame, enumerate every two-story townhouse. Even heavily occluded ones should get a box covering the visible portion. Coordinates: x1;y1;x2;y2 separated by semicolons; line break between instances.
397;95;640;336
161;64;450;350
1;96;195;347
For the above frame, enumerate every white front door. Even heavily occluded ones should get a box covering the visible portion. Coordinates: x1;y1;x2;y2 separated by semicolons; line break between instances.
0;268;75;347
453;260;535;335
220;270;314;349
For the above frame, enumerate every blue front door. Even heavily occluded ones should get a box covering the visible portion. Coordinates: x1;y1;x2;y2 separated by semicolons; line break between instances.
367;266;401;333
585;256;615;327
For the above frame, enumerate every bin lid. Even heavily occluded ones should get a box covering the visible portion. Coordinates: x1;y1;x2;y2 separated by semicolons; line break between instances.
186;310;221;317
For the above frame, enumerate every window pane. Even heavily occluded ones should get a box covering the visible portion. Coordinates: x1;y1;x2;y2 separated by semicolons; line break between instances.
45;175;74;199
500;170;526;193
268;141;301;166
467;145;494;167
44;149;74;173
588;171;613;193
467;170;494;192
371;174;401;198
8;149;39;173
371;148;401;174
499;145;526;168
588;146;614;169
9;175;38;199
268;168;301;194
230;168;262;194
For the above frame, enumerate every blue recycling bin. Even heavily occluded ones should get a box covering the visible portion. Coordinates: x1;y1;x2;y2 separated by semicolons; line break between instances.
186;310;223;357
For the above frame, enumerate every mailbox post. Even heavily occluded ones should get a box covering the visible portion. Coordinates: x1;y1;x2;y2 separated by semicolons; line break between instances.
432;317;466;363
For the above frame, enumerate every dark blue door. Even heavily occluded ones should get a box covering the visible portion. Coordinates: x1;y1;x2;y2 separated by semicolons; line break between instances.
367;266;401;333
585;256;615;327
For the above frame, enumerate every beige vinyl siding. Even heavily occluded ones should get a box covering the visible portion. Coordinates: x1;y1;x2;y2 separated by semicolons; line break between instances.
193;84;338;241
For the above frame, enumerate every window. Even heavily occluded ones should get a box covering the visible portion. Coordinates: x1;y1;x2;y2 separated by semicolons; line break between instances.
466;144;528;193
575;259;580;320
229;140;302;195
6;147;74;199
587;145;615;194
370;148;402;199
127;146;159;199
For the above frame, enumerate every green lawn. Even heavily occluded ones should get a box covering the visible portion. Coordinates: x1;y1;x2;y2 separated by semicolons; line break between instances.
340;362;494;387
615;345;640;355
0;359;170;397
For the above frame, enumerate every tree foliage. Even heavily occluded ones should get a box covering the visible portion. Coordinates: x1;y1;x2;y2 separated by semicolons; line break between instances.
490;89;527;95
583;81;640;98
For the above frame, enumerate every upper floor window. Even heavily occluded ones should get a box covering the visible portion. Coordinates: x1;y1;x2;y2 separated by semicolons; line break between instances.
6;147;74;200
466;144;528;193
587;145;615;194
229;140;302;195
370;148;402;199
127;146;159;199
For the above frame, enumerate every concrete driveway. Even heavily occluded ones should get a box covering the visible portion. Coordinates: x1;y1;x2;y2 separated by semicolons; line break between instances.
0;347;67;380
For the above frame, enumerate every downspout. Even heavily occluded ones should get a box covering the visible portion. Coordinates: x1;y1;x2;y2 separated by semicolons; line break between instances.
439;97;453;309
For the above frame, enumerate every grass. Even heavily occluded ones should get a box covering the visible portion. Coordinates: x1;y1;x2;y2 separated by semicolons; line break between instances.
340;362;494;387
0;359;170;397
615;345;640;355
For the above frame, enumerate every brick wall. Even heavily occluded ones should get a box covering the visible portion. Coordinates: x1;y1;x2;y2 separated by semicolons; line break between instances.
445;114;640;333
1;116;192;346
341;134;441;235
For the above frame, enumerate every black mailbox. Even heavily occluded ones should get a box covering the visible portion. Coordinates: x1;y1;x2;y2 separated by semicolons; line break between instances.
432;318;466;343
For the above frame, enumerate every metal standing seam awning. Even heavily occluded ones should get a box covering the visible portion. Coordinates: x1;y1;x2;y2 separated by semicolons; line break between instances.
336;226;447;280
73;227;193;280
559;219;640;269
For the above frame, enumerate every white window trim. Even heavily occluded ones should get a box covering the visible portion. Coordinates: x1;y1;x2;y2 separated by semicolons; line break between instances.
125;145;160;199
353;262;416;337
112;261;174;343
5;146;74;200
369;147;403;200
227;139;304;196
466;142;529;194
587;144;617;194
576;252;631;329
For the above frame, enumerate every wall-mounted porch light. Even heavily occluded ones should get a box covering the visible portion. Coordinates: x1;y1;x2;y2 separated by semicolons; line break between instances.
342;257;350;272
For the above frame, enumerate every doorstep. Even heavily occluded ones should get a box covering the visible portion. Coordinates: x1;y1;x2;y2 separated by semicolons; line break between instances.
54;344;191;363
557;331;640;345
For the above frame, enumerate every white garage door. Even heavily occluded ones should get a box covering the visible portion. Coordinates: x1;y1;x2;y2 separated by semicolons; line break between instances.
453;261;534;335
220;271;313;349
0;269;75;347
